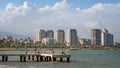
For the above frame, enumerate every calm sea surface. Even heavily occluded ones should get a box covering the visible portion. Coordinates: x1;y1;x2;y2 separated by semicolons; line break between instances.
0;50;120;68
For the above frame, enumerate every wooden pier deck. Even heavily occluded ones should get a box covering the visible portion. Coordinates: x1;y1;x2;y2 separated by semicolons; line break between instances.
0;49;71;62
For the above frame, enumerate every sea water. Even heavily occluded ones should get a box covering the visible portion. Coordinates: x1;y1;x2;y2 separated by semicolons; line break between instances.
0;50;120;68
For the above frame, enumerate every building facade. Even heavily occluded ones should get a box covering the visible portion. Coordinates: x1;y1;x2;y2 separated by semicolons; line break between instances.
46;30;54;38
79;38;87;45
67;29;77;46
91;29;114;46
56;30;65;44
42;37;54;45
36;29;46;43
79;38;91;45
101;29;114;46
91;29;101;45
86;39;91;45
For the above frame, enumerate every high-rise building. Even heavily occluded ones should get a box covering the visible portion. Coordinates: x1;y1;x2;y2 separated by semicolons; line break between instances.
36;29;46;43
46;30;54;38
101;29;108;46
56;30;65;44
67;29;77;46
36;30;40;42
91;29;101;45
107;33;114;46
101;29;114;46
91;29;114;46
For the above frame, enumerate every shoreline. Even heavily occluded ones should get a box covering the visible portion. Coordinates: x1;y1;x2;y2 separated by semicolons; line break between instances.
0;47;120;51
0;48;70;51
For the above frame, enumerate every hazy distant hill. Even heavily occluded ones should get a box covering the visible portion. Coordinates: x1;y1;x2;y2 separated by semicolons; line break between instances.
0;31;30;39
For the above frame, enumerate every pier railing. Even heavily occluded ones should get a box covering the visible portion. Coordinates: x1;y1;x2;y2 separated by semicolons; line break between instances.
27;49;70;55
0;49;70;55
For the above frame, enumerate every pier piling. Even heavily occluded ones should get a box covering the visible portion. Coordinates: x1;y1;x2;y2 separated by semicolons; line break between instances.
2;56;4;61
67;57;70;62
40;56;43;61
5;56;8;61
32;55;34;60
60;58;63;62
28;55;30;60
36;55;39;62
53;58;56;61
20;56;22;62
23;56;26;62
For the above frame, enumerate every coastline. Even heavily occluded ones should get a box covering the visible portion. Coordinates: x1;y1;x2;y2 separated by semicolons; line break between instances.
0;47;120;51
0;48;39;51
0;48;70;51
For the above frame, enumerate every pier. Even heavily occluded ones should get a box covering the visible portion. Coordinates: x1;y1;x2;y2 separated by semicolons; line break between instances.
0;49;71;62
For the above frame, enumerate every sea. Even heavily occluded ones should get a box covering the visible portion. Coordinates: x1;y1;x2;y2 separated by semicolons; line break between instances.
0;50;120;68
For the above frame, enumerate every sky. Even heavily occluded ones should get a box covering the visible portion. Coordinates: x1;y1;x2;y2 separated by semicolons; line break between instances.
0;0;120;42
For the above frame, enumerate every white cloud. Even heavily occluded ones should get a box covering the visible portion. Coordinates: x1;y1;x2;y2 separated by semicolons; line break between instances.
9;1;35;14
85;3;104;12
0;0;120;41
83;21;99;28
51;0;69;10
38;0;70;13
39;5;51;11
81;3;120;15
76;8;81;11
6;3;14;11
0;1;35;25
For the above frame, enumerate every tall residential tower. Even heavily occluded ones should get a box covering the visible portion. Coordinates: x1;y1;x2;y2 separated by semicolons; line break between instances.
36;29;46;43
91;29;114;46
101;29;114;46
67;29;77;46
56;30;65;44
91;29;101;45
46;30;54;38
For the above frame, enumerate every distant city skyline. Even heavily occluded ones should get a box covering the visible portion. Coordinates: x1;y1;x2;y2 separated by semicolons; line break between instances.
0;0;120;42
35;28;113;46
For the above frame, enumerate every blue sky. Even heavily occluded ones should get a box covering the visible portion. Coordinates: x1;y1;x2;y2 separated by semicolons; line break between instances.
0;0;120;9
0;0;120;42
